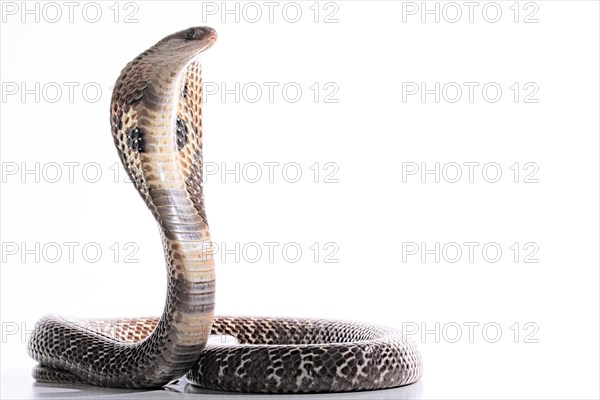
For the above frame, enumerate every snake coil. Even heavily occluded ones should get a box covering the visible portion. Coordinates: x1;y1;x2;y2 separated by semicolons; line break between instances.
27;27;422;393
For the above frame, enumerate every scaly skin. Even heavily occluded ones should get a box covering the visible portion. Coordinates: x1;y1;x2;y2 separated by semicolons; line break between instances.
28;26;217;389
28;27;423;392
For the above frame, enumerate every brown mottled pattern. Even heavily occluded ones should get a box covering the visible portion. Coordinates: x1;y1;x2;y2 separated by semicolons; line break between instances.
189;316;422;393
27;27;423;392
27;27;218;389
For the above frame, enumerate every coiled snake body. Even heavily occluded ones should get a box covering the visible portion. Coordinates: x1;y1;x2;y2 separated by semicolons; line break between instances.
27;27;422;393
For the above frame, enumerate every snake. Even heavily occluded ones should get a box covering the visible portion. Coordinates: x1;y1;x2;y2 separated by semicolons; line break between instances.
27;26;423;393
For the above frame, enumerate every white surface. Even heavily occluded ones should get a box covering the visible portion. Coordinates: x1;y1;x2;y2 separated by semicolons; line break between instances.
1;1;599;399
1;369;423;399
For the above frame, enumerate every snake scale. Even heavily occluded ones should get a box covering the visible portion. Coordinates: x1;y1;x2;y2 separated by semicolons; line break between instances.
27;27;422;393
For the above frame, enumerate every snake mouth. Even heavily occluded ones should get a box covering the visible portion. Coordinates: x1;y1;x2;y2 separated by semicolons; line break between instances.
199;38;216;53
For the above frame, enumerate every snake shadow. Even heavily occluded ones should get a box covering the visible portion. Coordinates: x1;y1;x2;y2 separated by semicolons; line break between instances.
31;378;423;399
176;380;424;399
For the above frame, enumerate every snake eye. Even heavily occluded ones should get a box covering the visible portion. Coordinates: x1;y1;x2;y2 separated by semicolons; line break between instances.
185;28;197;41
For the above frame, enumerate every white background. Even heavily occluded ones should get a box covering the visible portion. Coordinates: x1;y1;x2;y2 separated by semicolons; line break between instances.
1;1;599;399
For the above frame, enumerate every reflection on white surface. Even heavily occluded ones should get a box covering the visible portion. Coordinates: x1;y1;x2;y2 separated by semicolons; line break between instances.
1;369;423;399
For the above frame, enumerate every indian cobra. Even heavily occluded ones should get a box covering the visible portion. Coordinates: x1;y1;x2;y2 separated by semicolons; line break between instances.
27;27;422;393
